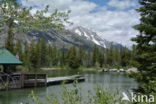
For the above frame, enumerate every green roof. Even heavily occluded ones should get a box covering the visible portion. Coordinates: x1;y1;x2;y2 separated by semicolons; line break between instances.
0;48;22;65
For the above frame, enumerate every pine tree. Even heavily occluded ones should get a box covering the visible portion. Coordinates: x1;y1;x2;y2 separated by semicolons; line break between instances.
40;38;47;66
23;42;30;68
35;40;42;67
114;48;121;67
85;51;92;67
5;33;14;53
29;42;38;69
103;48;107;66
14;40;22;56
132;0;156;93
78;46;84;65
92;45;99;66
67;46;80;69
46;44;53;66
98;51;104;68
60;45;66;66
106;46;113;66
129;45;138;67
51;46;58;66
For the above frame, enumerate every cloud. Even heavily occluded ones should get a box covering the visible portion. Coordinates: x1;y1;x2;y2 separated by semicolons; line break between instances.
108;0;136;10
21;0;140;47
70;9;140;47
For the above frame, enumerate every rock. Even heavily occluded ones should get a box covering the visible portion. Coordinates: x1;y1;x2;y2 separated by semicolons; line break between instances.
41;68;59;71
104;68;126;72
126;67;138;73
103;70;108;72
109;69;118;72
119;69;125;72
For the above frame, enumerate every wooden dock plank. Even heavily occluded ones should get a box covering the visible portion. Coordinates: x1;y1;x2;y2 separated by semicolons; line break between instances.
47;75;85;86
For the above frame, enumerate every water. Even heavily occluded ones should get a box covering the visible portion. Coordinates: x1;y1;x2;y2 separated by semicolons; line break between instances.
0;70;138;104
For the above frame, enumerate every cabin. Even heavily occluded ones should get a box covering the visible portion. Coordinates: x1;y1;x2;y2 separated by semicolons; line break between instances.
0;48;22;73
0;48;47;90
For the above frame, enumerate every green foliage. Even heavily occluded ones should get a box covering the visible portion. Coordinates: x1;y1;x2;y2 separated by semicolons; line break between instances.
4;33;14;52
0;0;71;53
22;83;124;104
131;0;156;94
12;38;134;70
92;45;99;66
67;46;80;69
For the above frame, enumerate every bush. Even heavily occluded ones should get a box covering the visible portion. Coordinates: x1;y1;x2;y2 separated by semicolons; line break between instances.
20;82;126;104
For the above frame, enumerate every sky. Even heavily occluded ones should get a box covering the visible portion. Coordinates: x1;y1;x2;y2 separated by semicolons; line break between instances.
21;0;140;47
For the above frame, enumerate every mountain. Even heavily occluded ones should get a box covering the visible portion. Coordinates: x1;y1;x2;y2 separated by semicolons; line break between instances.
0;26;123;50
71;26;123;49
72;26;107;48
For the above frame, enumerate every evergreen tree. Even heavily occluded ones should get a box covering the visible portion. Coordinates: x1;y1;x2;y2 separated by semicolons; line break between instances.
92;45;99;66
40;38;47;66
120;47;128;67
35;40;42;67
51;46;58;66
132;0;156;93
85;51;92;67
106;47;113;66
78;46;84;65
14;40;22;56
46;44;53;66
103;48;107;66
60;45;66;66
5;33;14;53
129;45;138;67
29;42;38;69
98;51;104;68
67;46;80;69
114;48;121;66
23;41;30;68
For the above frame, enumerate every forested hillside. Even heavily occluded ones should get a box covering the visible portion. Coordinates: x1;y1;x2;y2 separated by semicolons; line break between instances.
6;38;135;69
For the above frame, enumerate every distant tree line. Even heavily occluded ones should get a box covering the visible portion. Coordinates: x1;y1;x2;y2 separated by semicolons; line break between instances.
5;37;136;70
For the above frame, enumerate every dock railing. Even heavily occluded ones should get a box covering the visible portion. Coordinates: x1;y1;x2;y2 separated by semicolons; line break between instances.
0;73;47;90
23;74;47;87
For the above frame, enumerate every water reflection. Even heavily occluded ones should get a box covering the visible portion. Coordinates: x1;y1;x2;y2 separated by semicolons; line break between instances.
0;71;138;104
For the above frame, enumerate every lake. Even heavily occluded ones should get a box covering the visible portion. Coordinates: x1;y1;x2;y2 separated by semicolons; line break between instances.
0;70;138;104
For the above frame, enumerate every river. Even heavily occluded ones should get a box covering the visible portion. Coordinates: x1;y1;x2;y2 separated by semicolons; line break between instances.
0;70;138;104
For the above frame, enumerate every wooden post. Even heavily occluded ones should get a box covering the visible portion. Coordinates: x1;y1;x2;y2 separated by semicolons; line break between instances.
45;74;47;86
6;75;9;91
21;74;24;88
35;74;37;87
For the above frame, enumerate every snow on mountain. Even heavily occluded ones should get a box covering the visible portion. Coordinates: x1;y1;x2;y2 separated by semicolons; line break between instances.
75;29;82;36
72;26;108;48
91;35;101;46
71;26;123;49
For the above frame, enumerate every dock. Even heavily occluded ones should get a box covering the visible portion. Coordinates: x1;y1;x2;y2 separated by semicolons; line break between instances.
47;75;85;85
0;73;85;90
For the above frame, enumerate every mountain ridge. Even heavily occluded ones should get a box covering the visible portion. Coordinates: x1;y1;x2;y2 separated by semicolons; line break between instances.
71;26;123;49
0;26;123;50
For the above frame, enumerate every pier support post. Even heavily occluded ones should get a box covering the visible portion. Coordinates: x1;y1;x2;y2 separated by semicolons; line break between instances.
6;75;9;91
35;74;37;87
45;74;47;86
